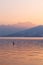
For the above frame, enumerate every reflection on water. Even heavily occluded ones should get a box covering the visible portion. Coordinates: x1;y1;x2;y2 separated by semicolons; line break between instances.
0;38;43;65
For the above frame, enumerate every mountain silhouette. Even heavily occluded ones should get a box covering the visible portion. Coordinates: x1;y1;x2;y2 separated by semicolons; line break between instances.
6;25;43;37
0;22;35;36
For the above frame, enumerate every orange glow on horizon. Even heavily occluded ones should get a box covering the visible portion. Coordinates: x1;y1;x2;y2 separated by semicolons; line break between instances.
0;0;43;25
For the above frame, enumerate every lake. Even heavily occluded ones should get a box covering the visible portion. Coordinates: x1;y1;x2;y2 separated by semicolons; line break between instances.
0;37;43;65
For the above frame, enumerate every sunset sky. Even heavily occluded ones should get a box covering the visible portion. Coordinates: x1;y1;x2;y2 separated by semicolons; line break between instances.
0;0;43;25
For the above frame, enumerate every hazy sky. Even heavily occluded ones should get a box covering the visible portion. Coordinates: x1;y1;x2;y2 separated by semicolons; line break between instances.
0;0;43;25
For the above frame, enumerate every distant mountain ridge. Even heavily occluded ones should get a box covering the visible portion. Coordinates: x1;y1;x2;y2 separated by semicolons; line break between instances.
6;25;43;37
0;22;35;36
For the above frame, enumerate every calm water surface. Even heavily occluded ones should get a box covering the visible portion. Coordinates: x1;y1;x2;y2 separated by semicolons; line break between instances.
0;37;43;65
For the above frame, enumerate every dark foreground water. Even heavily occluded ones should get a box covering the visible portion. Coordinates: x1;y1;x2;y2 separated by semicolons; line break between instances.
0;37;43;65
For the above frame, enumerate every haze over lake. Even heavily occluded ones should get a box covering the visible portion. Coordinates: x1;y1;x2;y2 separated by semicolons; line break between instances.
0;0;43;65
0;37;43;65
